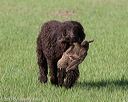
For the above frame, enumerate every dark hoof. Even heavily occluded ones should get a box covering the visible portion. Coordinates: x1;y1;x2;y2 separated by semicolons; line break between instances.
58;81;63;87
38;75;47;83
58;78;64;87
50;77;58;85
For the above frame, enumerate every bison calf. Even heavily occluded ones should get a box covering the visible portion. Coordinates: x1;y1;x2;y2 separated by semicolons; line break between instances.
36;20;85;85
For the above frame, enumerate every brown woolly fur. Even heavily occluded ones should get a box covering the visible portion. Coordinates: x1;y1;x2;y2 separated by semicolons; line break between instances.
36;20;85;86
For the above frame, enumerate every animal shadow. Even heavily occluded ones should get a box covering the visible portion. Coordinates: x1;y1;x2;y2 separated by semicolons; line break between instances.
77;78;128;90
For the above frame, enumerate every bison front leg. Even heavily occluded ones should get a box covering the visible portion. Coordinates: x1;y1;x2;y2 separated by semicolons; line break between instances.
58;68;66;86
48;60;58;85
64;68;79;88
37;40;48;83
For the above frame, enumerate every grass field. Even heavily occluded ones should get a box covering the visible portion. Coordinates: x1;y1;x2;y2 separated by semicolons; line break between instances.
0;0;128;102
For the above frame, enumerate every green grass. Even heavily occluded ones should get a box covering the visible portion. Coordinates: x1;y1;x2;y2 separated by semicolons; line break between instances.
0;0;128;102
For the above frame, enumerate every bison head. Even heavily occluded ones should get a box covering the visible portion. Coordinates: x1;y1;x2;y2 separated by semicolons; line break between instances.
59;21;86;45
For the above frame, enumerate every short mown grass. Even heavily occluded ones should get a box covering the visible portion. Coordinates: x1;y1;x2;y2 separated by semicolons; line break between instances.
0;0;128;102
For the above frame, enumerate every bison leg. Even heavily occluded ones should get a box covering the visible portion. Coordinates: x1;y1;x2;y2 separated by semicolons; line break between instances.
64;68;79;88
58;68;66;86
37;38;48;83
48;60;58;85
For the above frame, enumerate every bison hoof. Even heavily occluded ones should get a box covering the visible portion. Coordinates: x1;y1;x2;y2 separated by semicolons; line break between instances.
50;77;58;85
38;75;47;83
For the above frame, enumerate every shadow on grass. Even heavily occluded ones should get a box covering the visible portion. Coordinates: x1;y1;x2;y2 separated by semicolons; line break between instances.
77;79;128;90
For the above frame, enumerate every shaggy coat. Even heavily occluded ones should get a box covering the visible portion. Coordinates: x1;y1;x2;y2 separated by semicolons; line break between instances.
36;20;85;87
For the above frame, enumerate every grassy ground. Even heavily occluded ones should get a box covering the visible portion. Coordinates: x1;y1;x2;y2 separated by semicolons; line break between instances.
0;0;128;102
